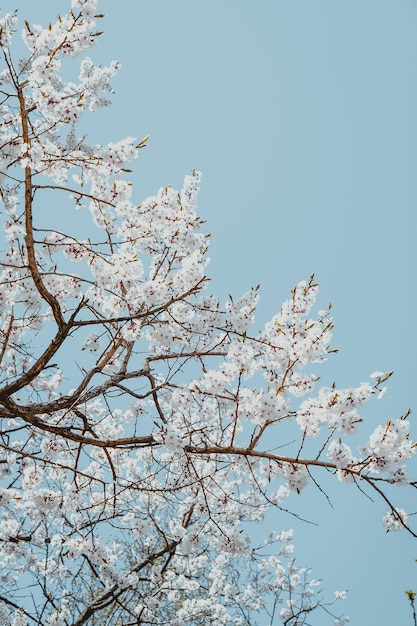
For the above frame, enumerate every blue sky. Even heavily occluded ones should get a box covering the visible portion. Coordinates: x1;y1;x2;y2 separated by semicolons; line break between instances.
6;0;417;623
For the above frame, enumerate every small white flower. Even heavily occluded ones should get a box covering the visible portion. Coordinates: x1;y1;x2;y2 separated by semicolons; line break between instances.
370;371;384;379
377;387;387;399
382;507;408;532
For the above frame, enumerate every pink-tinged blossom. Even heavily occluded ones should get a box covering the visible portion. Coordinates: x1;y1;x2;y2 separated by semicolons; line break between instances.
335;590;348;600
287;372;319;397
153;425;184;453
33;489;61;511
358;419;415;480
377;387;388;400
227;340;257;377
297;382;373;437
22;466;44;489
370;370;384;379
225;289;259;334
382;507;408;532
282;462;310;493
0;11;18;48
327;440;356;469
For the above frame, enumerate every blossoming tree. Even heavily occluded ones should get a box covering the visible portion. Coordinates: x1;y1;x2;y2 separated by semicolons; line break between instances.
0;2;415;625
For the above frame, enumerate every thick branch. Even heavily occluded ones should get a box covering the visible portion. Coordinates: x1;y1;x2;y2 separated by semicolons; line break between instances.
184;444;417;537
17;84;65;329
1;396;156;448
0;303;83;400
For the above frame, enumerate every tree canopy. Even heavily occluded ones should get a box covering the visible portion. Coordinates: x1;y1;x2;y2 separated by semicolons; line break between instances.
0;2;415;625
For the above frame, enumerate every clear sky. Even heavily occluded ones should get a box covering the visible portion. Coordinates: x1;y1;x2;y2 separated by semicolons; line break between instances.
6;0;417;624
